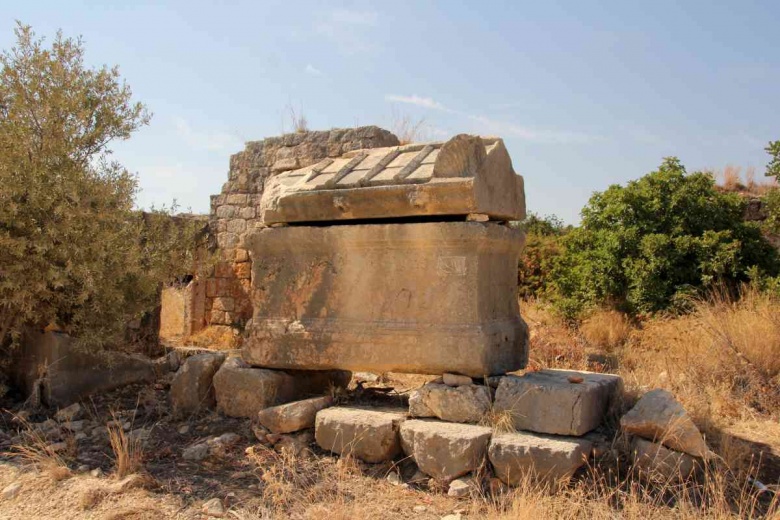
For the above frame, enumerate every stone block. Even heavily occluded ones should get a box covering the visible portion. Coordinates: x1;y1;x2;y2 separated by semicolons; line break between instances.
257;396;333;434
400;419;492;480
315;407;406;463
227;219;247;234
213;357;349;418
170;352;226;416
226;194;249;205
217;232;240;249
233;262;251;280
216;205;238;219
12;330;156;407
631;437;698;479
488;432;592;486
493;370;622;436
239;206;256;220
244;221;528;377
621;389;709;458
408;383;491;424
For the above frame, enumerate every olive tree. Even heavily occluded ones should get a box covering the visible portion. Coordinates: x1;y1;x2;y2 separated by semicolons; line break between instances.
0;24;202;350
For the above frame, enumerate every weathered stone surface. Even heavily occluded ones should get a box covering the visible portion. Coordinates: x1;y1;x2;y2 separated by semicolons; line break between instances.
315;407;406;463
12;330;156;407
213;357;349;418
260;135;525;224
493;370;622;436
244;222;528;377
170;352;226;416
620;389;709;458
443;373;474;387
408;383;491;424
257;396;333;434
631;437;698;479
488;432;592;486
400;419;492;480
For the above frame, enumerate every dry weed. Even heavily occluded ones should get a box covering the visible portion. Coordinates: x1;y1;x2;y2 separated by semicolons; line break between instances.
9;413;73;481
185;325;240;350
580;310;633;353
107;412;144;478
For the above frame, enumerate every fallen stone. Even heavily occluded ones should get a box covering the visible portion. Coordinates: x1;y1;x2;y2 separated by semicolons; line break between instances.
493;370;622;436
62;420;85;432
182;443;210;461
213;357;348;418
447;477;473;498
408;383;491;424
12;330;156;407
274;431;314;457
48;441;68;453
315;407;406;463
620;389;709;458
170;352;226;416
488;431;593;486
1;482;21;500
400;419;492;480
631;437;698;479
257;396;333;434
55;403;83;422
202;497;226;518
386;471;403;486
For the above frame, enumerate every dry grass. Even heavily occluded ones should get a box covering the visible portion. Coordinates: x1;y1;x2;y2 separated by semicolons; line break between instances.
185;325;241;350
390;108;429;145
8;414;73;481
580;310;633;353
713;165;778;195
107;412;144;478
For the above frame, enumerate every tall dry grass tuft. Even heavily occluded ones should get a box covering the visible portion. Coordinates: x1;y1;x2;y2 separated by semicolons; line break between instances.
9;414;73;481
107;412;144;478
580;310;633;353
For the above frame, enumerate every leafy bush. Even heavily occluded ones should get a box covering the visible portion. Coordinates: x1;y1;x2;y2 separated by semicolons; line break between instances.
765;140;780;182
551;157;779;318
0;24;204;350
514;214;569;300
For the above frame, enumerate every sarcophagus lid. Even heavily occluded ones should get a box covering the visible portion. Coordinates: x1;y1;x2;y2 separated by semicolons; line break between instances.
260;134;526;224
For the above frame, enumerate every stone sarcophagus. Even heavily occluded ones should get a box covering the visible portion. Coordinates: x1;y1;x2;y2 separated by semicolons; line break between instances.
243;134;528;377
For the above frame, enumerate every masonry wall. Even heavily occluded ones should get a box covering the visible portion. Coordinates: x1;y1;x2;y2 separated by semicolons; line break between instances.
205;126;400;329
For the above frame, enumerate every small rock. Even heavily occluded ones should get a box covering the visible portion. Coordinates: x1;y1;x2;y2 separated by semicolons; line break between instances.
62;420;85;432
48;442;68;453
182;443;210;461
77;464;90;473
386;471;402;486
90;468;103;478
74;432;87;442
274;431;314;457
441;514;463;520
413;505;427;513
177;424;190;435
443;373;474;387
55;403;83;422
202;497;226;518
447;477;472;498
41;419;57;430
2;482;21;499
107;474;148;493
251;423;271;443
620;389;709;458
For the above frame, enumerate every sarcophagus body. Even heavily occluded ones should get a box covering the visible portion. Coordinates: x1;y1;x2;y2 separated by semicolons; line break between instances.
243;135;529;376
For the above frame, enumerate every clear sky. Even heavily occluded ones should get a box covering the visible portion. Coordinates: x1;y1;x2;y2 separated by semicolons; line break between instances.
2;1;778;223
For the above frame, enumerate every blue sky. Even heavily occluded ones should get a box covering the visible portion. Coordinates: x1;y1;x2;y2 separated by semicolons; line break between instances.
2;1;779;223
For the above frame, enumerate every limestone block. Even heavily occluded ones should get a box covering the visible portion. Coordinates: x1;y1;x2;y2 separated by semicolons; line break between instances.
226;194;249;205
260;135;525;224
400;419;492;480
315;407;406;463
227;219;247;234
631;437;698;479
12;330;156;407
216;205;238;219
244;221;528;377
493;370;622;436
620;389;709;458
257;396;334;434
170;352;226;416
408;383;491;424
443;373;474;387
488;432;592;486
213;357;349;418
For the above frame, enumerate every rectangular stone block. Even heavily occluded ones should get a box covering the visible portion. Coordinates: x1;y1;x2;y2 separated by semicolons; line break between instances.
243;221;528;376
489;432;592;486
494;370;623;436
315;407;407;463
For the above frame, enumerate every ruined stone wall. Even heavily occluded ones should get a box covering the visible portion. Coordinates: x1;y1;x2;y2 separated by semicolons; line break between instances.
205;126;400;329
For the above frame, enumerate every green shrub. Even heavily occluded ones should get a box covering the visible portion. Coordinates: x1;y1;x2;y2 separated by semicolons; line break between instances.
551;157;780;318
514;214;569;300
0;24;204;350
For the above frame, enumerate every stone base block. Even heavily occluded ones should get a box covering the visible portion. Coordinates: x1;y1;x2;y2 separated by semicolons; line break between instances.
400;419;492;480
631;437;698;479
213;358;349;418
408;383;492;424
489;432;592;486
243;222;528;377
13;330;156;407
170;352;226;416
314;407;406;463
257;396;334;434
494;370;623;436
